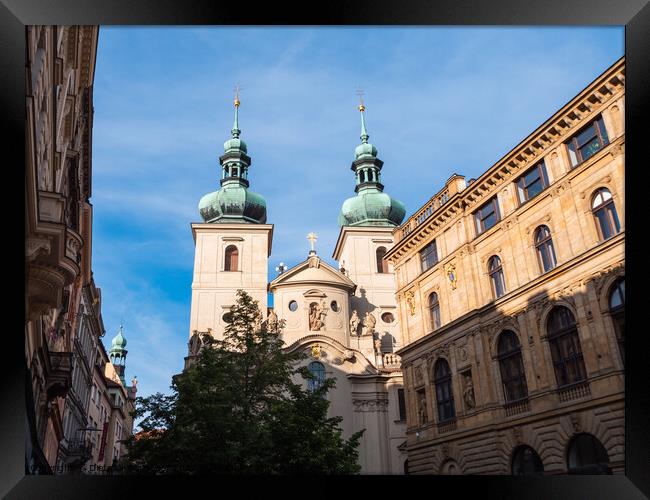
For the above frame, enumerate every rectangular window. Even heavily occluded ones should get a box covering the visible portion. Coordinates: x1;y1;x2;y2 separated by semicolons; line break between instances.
566;116;610;167
516;162;549;203
397;388;406;421
474;196;500;235
419;240;438;273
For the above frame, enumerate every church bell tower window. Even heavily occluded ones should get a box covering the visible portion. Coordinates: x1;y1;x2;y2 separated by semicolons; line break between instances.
224;245;239;271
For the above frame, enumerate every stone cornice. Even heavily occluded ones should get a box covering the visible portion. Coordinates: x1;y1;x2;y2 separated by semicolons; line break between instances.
387;57;625;264
332;225;395;260
191;223;274;255
352;398;389;412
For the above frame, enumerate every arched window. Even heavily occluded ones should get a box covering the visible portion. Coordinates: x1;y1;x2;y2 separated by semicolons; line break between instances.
376;246;389;273
224;245;239;271
433;359;455;422
511;445;544;476
609;278;625;364
488;255;506;299
497;331;528;403
307;361;326;392
535;225;557;273
592;188;620;240
567;434;611;474
547;307;586;387
428;292;441;331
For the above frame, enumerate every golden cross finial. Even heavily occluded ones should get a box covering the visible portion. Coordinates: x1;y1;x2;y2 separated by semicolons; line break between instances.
234;82;242;108
356;88;365;112
307;232;318;252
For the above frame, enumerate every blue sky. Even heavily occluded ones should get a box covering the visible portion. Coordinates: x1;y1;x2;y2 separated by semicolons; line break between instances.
91;26;623;402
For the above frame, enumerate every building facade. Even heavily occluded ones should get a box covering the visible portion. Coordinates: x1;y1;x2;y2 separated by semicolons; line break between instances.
185;97;409;473
86;336;136;474
25;24;99;474
56;278;103;471
25;25;136;474
385;57;625;475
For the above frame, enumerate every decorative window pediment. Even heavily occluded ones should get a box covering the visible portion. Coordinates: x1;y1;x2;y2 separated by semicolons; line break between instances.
303;289;327;298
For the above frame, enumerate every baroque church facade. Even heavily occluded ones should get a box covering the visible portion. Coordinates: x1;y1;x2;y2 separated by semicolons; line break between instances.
184;95;408;473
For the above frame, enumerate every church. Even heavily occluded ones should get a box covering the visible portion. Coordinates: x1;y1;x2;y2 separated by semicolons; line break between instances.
183;93;408;474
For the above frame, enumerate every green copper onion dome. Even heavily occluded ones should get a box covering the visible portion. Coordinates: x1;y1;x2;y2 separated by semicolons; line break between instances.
198;94;267;224
109;323;128;369
339;102;405;227
111;325;127;349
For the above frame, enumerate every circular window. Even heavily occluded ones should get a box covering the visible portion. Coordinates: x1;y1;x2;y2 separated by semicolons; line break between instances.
222;312;233;323
330;301;339;312
381;312;395;323
288;300;298;312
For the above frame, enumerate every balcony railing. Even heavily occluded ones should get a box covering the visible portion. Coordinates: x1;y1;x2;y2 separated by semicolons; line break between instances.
437;418;457;434
397;191;450;241
503;398;530;417
382;353;402;371
557;381;591;403
45;351;73;400
66;438;93;458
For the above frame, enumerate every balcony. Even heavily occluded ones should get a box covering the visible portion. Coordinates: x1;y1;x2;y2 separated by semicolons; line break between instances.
45;351;73;400
66;438;93;459
503;398;530;417
437;418;457;434
382;353;402;372
557;381;591;403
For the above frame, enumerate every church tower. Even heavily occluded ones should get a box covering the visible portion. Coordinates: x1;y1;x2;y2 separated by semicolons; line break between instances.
109;324;128;386
333;98;406;359
333;98;408;474
186;93;273;367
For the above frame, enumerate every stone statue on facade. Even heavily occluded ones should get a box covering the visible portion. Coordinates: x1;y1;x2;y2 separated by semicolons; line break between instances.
266;309;278;330
309;301;326;331
463;375;476;410
373;332;382;355
362;312;376;336
188;331;203;357
418;395;428;425
349;309;361;336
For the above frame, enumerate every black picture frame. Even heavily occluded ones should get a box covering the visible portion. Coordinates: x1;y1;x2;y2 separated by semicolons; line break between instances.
3;0;648;498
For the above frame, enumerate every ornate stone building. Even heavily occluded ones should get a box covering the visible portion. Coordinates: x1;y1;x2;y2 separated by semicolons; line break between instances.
86;330;137;474
185;97;409;473
25;24;99;474
25;25;136;474
384;57;625;475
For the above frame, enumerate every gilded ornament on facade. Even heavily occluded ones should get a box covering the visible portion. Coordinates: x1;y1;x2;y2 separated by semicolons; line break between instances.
446;263;458;290
405;290;416;315
311;344;322;358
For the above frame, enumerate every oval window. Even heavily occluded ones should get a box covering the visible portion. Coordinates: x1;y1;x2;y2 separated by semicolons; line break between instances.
381;312;395;323
331;301;339;312
222;312;233;323
288;300;298;312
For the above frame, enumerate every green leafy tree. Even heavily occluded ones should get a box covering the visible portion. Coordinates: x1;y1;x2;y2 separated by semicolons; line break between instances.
121;290;363;474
